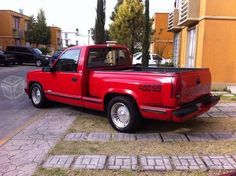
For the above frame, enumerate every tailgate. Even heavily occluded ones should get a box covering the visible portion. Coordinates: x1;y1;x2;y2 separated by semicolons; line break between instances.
180;68;211;105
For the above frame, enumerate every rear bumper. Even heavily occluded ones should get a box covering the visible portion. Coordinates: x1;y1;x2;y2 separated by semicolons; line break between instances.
140;95;220;122
0;57;16;64
172;96;220;122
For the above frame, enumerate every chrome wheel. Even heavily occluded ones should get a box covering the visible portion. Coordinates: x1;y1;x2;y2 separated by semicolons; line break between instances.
32;87;41;105
35;59;42;67
111;102;130;129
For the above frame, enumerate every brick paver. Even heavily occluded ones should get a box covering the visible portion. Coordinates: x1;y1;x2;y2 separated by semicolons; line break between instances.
64;132;236;142
202;156;236;170
186;133;214;141
42;154;236;171
107;155;138;170
73;155;106;169
227;112;236;117
208;112;229;118
0;109;76;176
135;133;162;142
210;132;236;140
43;155;74;168
87;132;111;142
65;132;88;141
113;133;136;141
161;133;189;142
171;156;207;170
216;106;236;112
140;156;172;171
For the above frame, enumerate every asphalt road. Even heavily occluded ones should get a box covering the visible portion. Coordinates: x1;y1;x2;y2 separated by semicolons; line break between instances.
0;64;42;143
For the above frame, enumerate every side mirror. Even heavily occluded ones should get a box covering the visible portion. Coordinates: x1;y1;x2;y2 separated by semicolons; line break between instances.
50;67;57;72
43;60;50;67
42;66;51;72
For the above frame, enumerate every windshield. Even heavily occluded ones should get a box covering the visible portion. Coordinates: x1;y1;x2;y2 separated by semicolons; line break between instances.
33;48;43;55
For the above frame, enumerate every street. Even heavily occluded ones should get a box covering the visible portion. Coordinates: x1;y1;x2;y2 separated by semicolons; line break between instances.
0;65;42;143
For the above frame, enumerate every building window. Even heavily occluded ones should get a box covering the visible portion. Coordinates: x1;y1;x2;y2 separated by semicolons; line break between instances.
0;40;2;49
57;31;61;38
15;39;21;45
76;40;79;45
25;21;28;31
175;0;180;8
186;27;197;68
65;33;68;39
65;39;69;46
173;32;180;67
13;17;20;29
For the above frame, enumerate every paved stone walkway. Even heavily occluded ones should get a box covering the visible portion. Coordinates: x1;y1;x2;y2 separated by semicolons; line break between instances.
65;131;236;142
200;103;236;118
0;109;77;176
42;154;236;171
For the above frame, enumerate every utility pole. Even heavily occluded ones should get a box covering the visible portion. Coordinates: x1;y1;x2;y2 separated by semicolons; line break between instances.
88;29;90;45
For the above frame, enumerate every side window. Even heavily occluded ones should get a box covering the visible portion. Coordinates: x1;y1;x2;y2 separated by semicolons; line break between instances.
87;48;130;68
54;49;81;72
22;48;31;53
136;55;142;60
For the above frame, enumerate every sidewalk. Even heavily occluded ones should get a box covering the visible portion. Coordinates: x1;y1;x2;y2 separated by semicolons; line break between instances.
0;108;77;176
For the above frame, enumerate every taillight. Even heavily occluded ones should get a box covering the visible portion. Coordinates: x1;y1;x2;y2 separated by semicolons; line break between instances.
171;77;182;99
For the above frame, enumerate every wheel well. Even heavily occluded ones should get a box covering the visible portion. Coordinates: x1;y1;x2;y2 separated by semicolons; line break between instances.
104;93;137;112
28;81;43;97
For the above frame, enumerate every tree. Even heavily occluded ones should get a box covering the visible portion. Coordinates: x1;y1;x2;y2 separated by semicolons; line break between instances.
155;28;169;57
25;9;50;46
110;0;123;21
94;0;106;44
109;0;144;54
142;0;151;66
34;9;51;46
25;15;36;44
91;28;110;42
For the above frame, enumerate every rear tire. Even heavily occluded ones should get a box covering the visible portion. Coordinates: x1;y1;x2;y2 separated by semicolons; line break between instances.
107;96;141;133
30;83;47;108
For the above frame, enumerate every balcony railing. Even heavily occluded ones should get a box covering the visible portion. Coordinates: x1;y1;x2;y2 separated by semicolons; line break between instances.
168;8;183;32
178;0;200;26
13;29;24;39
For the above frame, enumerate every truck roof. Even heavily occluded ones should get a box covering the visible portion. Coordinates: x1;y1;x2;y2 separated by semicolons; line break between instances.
68;44;128;50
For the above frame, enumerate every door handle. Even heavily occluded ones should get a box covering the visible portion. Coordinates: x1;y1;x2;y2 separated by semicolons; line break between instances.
72;77;77;82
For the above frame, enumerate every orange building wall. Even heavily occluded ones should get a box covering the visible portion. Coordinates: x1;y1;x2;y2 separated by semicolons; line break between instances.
0;10;29;50
201;19;236;83
151;13;173;59
205;0;236;16
50;26;62;52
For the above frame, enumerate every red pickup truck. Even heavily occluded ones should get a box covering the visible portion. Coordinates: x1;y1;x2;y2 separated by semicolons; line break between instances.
25;44;220;133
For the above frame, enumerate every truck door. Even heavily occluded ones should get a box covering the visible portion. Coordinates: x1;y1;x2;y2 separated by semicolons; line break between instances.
43;48;82;106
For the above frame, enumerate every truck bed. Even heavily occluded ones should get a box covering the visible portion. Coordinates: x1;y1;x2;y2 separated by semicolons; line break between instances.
96;66;207;73
89;66;212;106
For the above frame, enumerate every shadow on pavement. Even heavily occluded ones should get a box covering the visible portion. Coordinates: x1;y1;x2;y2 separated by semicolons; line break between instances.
45;103;216;134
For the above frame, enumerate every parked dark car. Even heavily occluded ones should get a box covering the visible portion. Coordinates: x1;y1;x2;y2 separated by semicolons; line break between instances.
6;46;50;67
0;49;16;66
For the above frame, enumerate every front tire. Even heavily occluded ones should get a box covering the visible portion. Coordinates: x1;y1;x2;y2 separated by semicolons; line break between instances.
35;59;42;67
107;96;141;133
30;83;47;108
